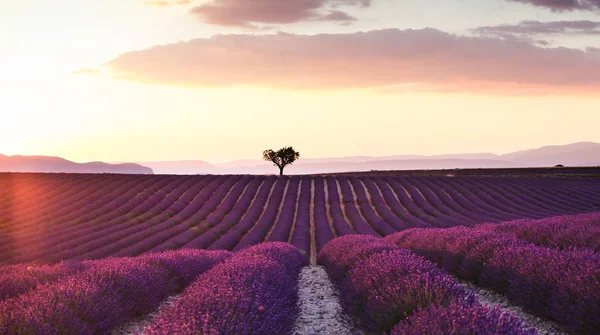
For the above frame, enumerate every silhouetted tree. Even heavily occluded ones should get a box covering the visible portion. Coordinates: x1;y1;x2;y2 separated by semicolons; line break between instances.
263;147;300;176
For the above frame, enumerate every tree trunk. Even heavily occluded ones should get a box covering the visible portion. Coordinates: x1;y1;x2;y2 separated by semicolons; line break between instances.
279;166;284;176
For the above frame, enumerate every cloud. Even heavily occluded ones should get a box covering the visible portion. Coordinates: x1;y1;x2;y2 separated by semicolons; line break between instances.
189;0;369;27
506;0;600;12
144;0;193;7
317;10;358;23
71;69;100;75
474;20;600;36
104;28;600;95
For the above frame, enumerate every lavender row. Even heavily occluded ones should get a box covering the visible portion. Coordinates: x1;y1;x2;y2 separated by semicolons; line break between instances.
0;262;90;301
0;173;108;223
370;177;432;228
437;177;526;221
338;177;379;235
416;177;494;223
0;175;189;262
326;176;359;235
144;243;307;335
405;177;476;226
267;176;301;242
318;235;536;334
8;174;163;239
233;177;288;250
147;175;255;252
0;249;231;334
360;177;417;230
207;176;277;250
386;227;600;334
382;177;439;227
3;174;600;264
391;302;537;335
476;212;600;251
5;176;202;263
290;177;311;254
107;175;246;257
314;176;335;252
54;176;229;262
0;175;157;248
348;177;397;236
181;176;264;250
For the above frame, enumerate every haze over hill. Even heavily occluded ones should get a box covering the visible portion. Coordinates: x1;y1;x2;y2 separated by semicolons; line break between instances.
142;142;600;175
0;155;153;174
501;142;600;167
2;142;599;175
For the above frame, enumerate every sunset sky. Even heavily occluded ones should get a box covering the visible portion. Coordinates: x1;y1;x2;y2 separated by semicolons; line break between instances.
1;0;599;163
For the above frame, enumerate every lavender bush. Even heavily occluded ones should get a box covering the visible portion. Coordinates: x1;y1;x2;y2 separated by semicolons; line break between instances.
387;227;600;333
391;302;537;335
144;242;307;335
0;249;230;334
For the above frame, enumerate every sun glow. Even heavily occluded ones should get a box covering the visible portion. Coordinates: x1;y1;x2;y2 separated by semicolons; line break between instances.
1;0;600;162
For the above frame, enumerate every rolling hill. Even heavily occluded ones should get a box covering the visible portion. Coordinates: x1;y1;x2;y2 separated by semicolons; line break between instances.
3;141;599;174
0;155;153;174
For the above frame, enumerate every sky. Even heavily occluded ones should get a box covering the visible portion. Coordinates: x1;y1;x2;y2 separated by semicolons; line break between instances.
1;0;599;164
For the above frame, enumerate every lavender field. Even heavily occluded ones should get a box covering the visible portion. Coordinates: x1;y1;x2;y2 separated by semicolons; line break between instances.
1;172;599;334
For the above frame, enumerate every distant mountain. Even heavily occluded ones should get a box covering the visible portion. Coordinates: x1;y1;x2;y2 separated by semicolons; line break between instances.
501;142;600;167
0;155;153;174
138;160;215;175
4;142;598;175
137;142;600;175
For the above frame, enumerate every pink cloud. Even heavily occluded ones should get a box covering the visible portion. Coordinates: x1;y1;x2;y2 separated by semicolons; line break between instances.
189;0;368;27
474;20;600;36
104;28;600;95
508;0;600;12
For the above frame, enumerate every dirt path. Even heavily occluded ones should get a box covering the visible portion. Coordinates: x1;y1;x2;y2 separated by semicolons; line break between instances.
293;266;362;335
111;295;181;335
456;278;568;335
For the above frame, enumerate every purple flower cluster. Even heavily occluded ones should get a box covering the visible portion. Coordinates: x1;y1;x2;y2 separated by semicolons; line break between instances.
391;302;537;335
0;249;230;334
144;242;307;335
318;234;397;282
476;212;600;251
386;226;600;333
0;261;90;301
318;235;535;334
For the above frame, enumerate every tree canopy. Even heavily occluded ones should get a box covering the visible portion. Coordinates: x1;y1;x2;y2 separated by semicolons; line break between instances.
262;147;300;176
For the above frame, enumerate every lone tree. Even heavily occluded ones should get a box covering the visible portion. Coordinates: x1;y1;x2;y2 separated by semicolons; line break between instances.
263;146;300;176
